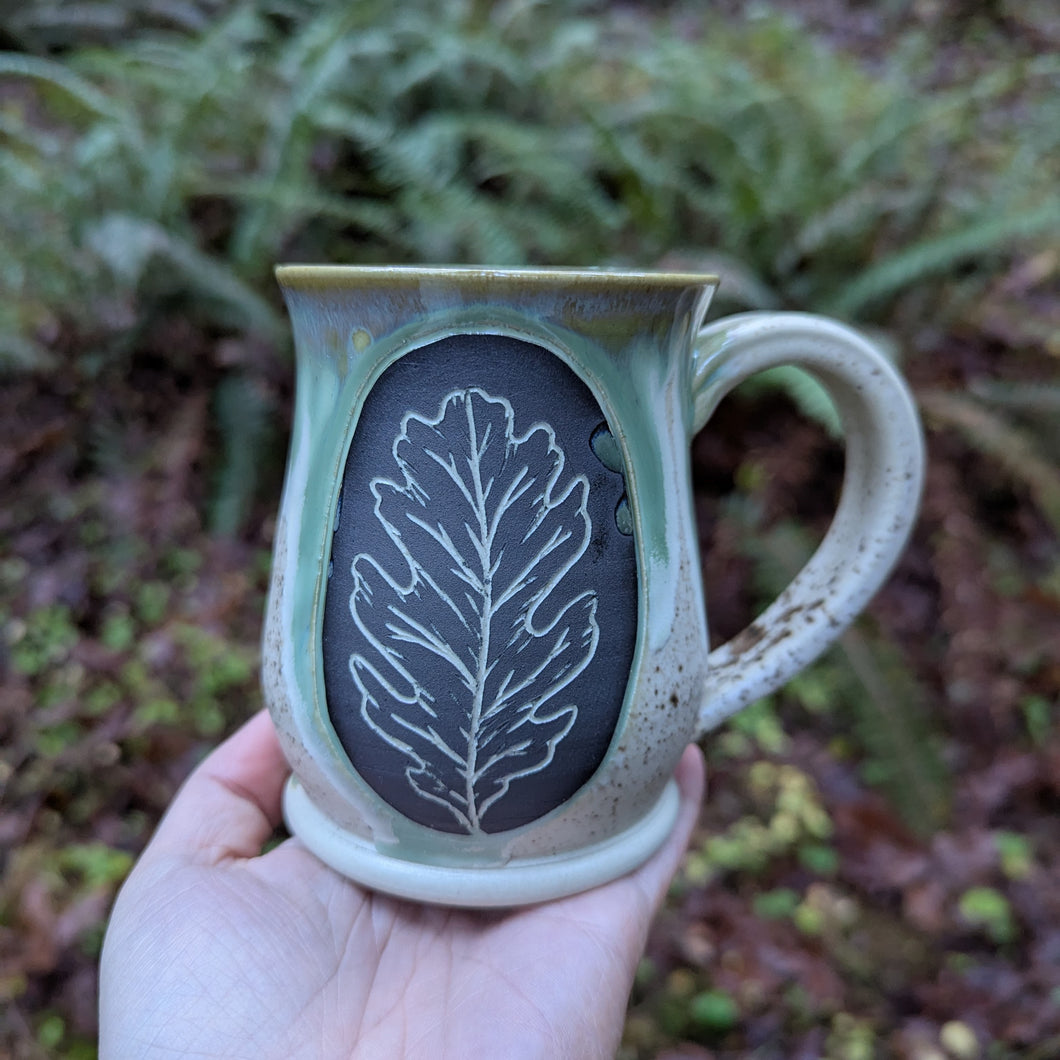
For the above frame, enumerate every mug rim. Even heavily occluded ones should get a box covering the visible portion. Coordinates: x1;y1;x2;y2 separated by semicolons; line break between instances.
275;263;719;292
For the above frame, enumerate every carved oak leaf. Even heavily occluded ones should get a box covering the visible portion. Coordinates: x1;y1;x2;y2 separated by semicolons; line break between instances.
347;387;599;834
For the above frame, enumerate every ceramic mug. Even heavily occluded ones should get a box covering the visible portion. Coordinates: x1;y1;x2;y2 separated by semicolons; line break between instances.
263;266;923;907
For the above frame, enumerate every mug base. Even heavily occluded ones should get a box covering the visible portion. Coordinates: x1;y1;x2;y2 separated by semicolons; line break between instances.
282;776;681;908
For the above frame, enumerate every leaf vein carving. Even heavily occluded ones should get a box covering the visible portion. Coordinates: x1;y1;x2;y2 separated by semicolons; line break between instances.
346;386;599;834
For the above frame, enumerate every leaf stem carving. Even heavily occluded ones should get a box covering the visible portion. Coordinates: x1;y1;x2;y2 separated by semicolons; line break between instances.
345;386;598;834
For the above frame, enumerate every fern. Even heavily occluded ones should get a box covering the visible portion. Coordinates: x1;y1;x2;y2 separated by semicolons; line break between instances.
1;0;1057;376
828;203;1060;319
970;381;1060;414
210;372;275;537
837;624;950;836
85;214;285;339
0;52;124;119
228;6;371;270
736;515;949;834
739;367;842;439
918;389;1060;538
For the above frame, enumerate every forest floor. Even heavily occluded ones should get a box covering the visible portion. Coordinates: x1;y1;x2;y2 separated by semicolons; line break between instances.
2;271;1058;1059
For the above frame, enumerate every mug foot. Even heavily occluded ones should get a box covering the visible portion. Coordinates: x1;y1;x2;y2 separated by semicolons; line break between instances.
282;776;681;908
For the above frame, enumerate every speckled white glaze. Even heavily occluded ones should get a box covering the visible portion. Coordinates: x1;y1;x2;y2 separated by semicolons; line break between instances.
262;267;924;906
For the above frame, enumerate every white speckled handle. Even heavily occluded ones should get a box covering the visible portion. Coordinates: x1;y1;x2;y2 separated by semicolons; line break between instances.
691;312;925;733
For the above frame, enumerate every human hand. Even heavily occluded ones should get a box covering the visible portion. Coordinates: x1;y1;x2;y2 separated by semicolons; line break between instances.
99;710;704;1059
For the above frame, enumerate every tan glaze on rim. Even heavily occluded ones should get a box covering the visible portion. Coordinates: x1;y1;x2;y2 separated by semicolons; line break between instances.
275;264;720;292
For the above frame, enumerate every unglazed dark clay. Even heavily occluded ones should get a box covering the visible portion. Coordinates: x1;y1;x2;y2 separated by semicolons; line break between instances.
263;267;925;906
322;334;637;835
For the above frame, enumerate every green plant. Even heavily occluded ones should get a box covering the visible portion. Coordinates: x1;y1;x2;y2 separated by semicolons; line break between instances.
958;886;1018;945
4;1;1055;540
54;841;133;890
919;389;1060;539
717;695;789;757
172;621;259;735
6;603;80;677
2;1;1056;376
684;761;833;883
730;509;950;833
826;1012;876;1060
1019;695;1053;748
689;989;740;1033
209;371;278;536
994;831;1034;881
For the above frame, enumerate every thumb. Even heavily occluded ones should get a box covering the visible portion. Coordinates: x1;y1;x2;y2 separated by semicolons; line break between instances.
145;710;290;865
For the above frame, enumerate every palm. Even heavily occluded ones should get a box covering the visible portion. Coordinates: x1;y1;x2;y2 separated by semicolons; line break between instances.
100;713;703;1060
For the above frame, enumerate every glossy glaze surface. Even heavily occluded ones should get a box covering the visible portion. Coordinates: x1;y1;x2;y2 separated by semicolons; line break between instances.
263;266;923;904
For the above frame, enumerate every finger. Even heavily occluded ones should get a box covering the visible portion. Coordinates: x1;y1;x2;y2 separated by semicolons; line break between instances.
146;709;290;865
625;742;705;912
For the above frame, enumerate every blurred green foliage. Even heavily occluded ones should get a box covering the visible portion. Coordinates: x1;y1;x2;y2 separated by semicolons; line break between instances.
1;0;1057;374
683;760;834;883
4;0;1057;545
721;503;952;835
4;0;1057;544
958;885;1018;945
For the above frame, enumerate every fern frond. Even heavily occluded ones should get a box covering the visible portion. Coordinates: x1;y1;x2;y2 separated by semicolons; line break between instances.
85;214;285;339
838;624;950;835
918;388;1060;537
829;203;1060;319
970;380;1060;414
742;516;949;834
210;372;274;537
741;367;842;439
211;178;403;243
0;51;126;120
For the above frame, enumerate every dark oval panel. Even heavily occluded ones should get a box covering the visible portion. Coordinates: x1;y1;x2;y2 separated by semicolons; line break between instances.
322;334;638;835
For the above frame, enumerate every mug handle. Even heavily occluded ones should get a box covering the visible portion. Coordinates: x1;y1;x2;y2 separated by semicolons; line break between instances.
691;312;925;734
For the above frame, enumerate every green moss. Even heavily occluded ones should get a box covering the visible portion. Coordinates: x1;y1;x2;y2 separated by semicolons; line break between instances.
9;604;79;676
959;887;1017;945
690;989;740;1032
